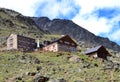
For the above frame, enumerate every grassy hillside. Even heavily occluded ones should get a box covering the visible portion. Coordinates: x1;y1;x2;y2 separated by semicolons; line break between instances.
0;8;44;35
0;8;120;82
0;51;120;82
0;8;45;48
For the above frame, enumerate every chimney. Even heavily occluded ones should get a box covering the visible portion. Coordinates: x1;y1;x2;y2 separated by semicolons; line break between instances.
36;38;40;48
61;35;65;37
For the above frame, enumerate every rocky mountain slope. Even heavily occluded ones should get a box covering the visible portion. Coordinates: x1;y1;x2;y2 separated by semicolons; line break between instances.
0;8;45;48
0;7;120;52
0;8;120;82
33;17;120;52
0;8;45;38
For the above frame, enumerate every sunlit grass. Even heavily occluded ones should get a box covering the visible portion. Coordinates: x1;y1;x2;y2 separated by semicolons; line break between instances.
0;51;119;82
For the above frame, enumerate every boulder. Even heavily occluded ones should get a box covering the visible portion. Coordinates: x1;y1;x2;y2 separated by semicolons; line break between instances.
82;62;91;69
34;73;49;82
74;68;82;73
36;66;42;72
68;55;81;63
28;72;36;76
5;77;16;82
15;77;22;80
19;54;40;64
102;61;120;71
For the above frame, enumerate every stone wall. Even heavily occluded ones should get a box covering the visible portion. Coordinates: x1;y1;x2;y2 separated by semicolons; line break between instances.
58;44;76;52
43;42;76;52
43;42;58;52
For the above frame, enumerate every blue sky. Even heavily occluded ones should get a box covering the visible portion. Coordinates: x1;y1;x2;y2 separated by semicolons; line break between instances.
0;0;120;45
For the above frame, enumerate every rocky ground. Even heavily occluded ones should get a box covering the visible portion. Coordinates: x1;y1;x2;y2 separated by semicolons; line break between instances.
0;50;120;82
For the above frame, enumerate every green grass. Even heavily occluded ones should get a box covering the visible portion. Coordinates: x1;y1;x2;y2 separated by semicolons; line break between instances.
0;12;11;19
0;10;44;48
0;51;119;82
0;8;120;82
39;34;61;42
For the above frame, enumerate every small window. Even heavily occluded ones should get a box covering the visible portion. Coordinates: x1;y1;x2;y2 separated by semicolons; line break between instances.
9;43;13;47
64;41;70;45
53;45;56;47
9;38;13;42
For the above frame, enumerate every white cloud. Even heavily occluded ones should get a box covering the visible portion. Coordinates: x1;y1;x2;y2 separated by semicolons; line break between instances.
72;0;120;36
72;13;112;35
74;0;120;14
0;0;120;44
35;0;60;18
110;30;120;41
35;0;79;19
0;0;42;16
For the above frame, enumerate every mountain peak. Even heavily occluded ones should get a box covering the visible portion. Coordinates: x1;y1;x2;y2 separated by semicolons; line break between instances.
33;17;120;52
0;7;120;52
0;7;22;17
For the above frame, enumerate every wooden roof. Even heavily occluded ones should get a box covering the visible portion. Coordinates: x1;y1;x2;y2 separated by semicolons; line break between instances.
17;34;35;40
50;35;78;46
85;45;111;56
85;45;102;54
9;34;35;40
